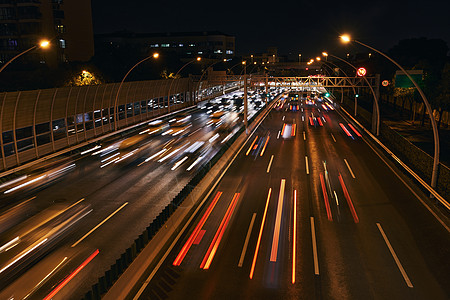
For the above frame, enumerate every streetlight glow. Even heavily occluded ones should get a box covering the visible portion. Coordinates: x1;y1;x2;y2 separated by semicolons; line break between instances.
153;52;159;59
196;57;202;61
322;52;328;57
39;40;50;48
340;34;351;43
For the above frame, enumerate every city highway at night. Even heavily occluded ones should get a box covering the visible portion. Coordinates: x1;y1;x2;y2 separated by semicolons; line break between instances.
0;89;266;299
135;94;450;300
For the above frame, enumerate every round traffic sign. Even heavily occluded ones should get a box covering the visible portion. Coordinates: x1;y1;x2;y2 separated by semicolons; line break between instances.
382;80;389;86
357;67;367;77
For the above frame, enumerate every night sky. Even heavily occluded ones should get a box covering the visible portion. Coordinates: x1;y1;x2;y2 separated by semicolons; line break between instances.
92;0;450;58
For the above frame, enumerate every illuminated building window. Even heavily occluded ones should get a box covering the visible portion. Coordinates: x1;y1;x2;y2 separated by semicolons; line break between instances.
161;43;169;47
59;38;66;48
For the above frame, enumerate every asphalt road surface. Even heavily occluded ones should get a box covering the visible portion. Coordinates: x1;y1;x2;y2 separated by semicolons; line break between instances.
136;96;450;300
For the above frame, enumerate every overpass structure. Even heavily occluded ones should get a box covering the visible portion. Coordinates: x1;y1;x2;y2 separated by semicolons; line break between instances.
0;74;379;173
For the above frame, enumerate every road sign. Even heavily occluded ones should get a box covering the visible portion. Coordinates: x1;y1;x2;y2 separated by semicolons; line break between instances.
356;67;367;77
395;70;423;88
382;80;389;87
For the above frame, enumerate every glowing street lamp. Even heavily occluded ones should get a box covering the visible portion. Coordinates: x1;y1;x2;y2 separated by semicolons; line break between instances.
0;39;50;74
340;34;440;193
167;57;202;113
114;52;159;130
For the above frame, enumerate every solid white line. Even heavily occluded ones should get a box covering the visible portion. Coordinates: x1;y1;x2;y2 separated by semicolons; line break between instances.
310;217;319;275
344;159;356;178
305;156;309;175
238;213;257;267
282;115;285;120
376;223;413;288
266;155;274;173
270;179;285;262
71;202;128;247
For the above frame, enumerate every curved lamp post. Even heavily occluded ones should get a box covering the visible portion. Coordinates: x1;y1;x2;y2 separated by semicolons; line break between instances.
323;52;380;136
114;52;159;131
167;57;201;113
0;39;50;74
340;34;440;190
196;59;226;103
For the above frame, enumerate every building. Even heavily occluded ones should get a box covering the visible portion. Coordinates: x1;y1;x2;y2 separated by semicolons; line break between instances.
243;47;279;65
0;0;94;68
95;31;235;60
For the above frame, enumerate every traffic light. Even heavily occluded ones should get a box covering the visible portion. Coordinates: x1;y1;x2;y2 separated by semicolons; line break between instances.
355;94;359;98
325;93;330;97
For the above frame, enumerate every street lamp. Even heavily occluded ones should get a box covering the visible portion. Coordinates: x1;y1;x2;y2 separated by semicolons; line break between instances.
114;52;159;131
340;34;440;191
323;51;380;136
298;54;302;62
167;57;201;113
0;39;50;73
196;59;226;103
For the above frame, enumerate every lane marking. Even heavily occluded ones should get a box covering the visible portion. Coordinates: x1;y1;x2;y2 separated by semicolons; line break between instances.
71;202;128;247
238;213;257;267
377;223;413;288
266;155;274;173
270;179;285;262
330;133;337;142
277;131;281;139
43;249;99;300
282;115;285;120
310;217;319;275
303;131;306;140
338;173;359;223
250;188;272;279
344;159;356;178
201;193;240;269
292;190;297;284
305;156;309;175
173;191;222;266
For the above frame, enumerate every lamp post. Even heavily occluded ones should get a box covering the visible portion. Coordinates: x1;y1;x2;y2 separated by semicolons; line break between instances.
242;61;248;134
340;34;440;190
167;57;201;113
323;51;380;136
298;54;302;63
114;52;159;131
320;60;357;105
196;59;226;103
0;39;50;74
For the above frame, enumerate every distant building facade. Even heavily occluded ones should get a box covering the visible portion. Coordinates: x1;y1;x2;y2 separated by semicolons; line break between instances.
0;0;94;68
95;31;236;60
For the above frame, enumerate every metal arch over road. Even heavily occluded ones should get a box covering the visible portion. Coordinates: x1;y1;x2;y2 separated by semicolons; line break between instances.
210;75;379;89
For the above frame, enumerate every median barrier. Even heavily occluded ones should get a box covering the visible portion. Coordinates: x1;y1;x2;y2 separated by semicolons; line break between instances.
81;97;277;300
